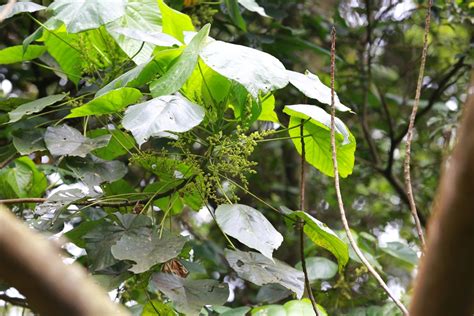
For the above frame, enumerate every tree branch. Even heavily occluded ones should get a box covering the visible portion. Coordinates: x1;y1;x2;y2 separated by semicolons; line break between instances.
329;26;409;316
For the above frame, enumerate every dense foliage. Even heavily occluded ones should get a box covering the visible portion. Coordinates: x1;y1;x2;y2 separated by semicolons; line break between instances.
0;0;472;315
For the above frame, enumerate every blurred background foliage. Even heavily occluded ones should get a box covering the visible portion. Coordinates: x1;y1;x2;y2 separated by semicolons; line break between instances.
0;0;472;315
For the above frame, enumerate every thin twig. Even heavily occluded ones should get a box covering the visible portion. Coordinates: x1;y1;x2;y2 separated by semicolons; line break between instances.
403;0;432;250
0;0;16;22
329;26;409;316
0;177;195;207
298;120;319;315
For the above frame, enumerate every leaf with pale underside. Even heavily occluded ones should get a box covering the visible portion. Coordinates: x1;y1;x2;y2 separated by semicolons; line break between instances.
225;249;304;299
8;94;65;123
215;204;283;259
122;95;205;146
44;125;111;157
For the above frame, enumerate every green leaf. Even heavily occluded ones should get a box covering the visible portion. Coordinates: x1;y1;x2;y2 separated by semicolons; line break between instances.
288;70;352;112
200;41;288;98
106;0;163;64
215;306;251;316
150;24;210;97
215;204;283;259
141;300;176;316
258;94;279;123
0;2;46;20
256;284;291;304
237;0;268;17
0;157;47;198
12;129;46;155
83;214;152;271
49;0;127;33
157;0;195;43
111;229;187;273
96;59;161;97
122;95;205;146
149;273;229;315
283;299;328;316
111;28;180;47
0;45;46;65
65;156;128;186
89;129;135;160
292;211;349;272
44;30;83;84
225;249;304;298
283;104;356;178
44;125;111;157
8;94;66;123
67;88;142;118
252;305;286;316
380;241;418;266
224;0;247;32
295;257;338;281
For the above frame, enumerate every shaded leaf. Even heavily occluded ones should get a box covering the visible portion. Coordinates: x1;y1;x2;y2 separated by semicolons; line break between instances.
288;70;351;112
150;24;210;97
380;241;418;266
0;157;47;198
0;45;46;64
224;0;247;32
65;156;128;186
149;273;229;315
44;125;111;157
12;129;46;155
8;94;65;123
295;257;338;281
215;204;283;259
111;230;187;273
225;249;304;298
89;129;135;160
49;0;127;33
67;88;142;118
256;284;291;304
158;0;195;43
200;41;288;98
122;94;205;146
292;211;349;272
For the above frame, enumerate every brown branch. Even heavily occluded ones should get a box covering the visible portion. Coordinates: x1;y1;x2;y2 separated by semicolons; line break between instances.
298;120;319;315
404;0;433;249
410;74;474;316
0;205;129;316
0;177;195;207
329;26;409;316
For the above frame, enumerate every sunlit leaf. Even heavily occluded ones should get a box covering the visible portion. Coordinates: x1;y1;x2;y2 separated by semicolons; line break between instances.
89;129;135;160
149;273;229;315
237;0;268;17
216;204;283;259
225;249;304;298
288;70;352;112
67;88;142;118
49;0;127;33
158;0;195;43
122;95;205;146
0;45;46;65
0;2;46;20
150;24;210;97
283;104;356;178
200;41;288;98
0;157;47;198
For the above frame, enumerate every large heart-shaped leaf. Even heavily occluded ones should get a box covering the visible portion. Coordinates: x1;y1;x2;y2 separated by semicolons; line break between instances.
283;104;356;178
200;41;288;98
150;273;229;315
0;157;47;199
65;156;128;186
215;204;283;259
122;95;205;146
9;94;66;123
0;45;46;65
111;230;187;273
292;211;349;272
225;249;304;299
106;0;163;64
288;70;352;112
0;2;46;20
150;24;210;97
49;0;127;33
12;129;46;155
295;257;338;281
67;88;142;118
44;125;111;157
